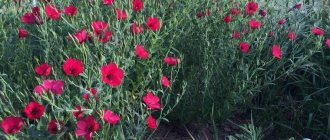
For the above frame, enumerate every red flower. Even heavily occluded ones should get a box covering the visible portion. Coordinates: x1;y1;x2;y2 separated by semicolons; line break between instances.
163;57;179;66
18;28;29;38
75;115;99;140
242;28;249;34
326;38;330;49
21;13;35;24
91;20;108;35
101;63;124;87
73;106;84;119
103;110;120;125
311;27;324;36
294;3;302;9
161;76;171;88
131;22;144;34
146;115;157;129
103;0;114;5
232;31;240;39
74;29;88;43
245;1;258;15
116;9;127;20
249;19;262;29
196;11;204;18
47;119;64;134
272;44;281;59
135;45;149;59
62;58;84;76
24;101;45;120
32;7;43;25
223;15;231;23
132;0;143;12
278;19;285;25
99;31;112;43
239;42;250;53
259;9;267;17
268;31;274;37
45;4;61;20
83;88;98;102
230;8;239;15
42;80;64;95
143;91;161;110
64;4;77;16
288;31;296;40
1;116;23;134
35;63;51;76
146;16;160;31
34;85;46;95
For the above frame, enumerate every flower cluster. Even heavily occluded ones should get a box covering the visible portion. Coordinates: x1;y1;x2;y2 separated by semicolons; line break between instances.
3;0;182;139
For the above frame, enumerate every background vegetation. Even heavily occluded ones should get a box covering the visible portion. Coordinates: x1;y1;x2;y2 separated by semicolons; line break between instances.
0;0;330;139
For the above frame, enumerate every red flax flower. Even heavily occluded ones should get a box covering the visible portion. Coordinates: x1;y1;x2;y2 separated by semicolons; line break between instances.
75;115;99;140
64;4;77;16
230;8;239;15
1;116;23;134
103;110;120;125
83;88;98;102
42;79;64;95
32;7;44;25
259;9;267;17
242;28;249;34
272;44;281;59
311;27;324;36
24;101;45;120
135;45;149;59
294;3;302;9
34;85;46;95
62;58;84;76
21;13;35;24
239;42;250;53
278;19;285;25
18;28;29;38
249;19;262;29
245;1;258;15
146;16;160;31
288;31;296;40
132;0;143;12
101;63;124;87
232;31;240;39
143;91;161;110
163;57;179;66
74;29;88;43
47;119;64;134
103;0;114;5
147;115;157;129
268;31;274;37
91;20;108;35
116;9;127;20
45;4;61;20
73;106;84;119
131;22;144;34
161;76;171;88
326;38;330;49
223;15;231;23
196;11;204;18
99;31;112;43
35;63;51;76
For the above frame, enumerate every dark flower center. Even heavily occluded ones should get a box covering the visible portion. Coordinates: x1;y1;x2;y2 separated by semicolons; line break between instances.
106;74;112;80
31;108;38;115
69;68;75;74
